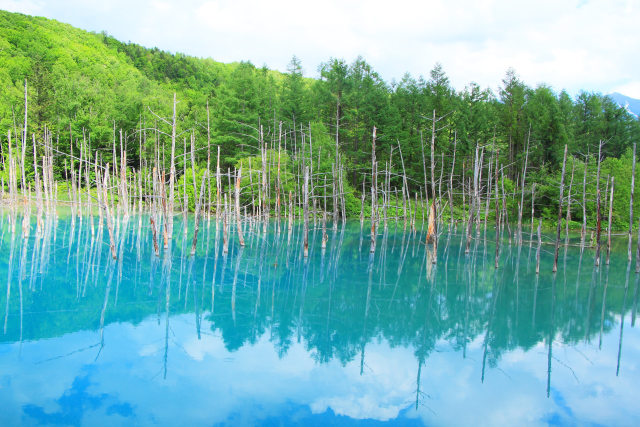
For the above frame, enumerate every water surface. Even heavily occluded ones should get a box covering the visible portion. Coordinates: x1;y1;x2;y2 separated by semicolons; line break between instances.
0;212;638;426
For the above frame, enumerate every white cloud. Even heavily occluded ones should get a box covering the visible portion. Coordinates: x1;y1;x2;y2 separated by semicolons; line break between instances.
0;0;639;97
613;81;640;99
0;0;41;15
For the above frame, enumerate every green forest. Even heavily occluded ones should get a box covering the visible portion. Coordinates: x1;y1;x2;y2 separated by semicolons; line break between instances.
1;9;640;229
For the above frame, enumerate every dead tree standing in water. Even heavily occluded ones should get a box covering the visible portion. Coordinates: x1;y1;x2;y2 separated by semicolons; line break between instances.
553;145;568;273
595;140;603;267
370;127;377;254
629;143;636;261
303;166;309;257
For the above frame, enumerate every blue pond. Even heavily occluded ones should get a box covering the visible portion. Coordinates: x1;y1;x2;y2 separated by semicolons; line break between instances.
0;211;638;426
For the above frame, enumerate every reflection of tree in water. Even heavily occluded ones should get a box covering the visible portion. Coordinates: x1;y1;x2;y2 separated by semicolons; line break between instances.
0;215;634;378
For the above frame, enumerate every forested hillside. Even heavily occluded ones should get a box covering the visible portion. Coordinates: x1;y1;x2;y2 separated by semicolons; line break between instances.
1;9;639;227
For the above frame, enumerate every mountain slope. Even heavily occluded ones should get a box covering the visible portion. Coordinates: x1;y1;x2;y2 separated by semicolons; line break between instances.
609;92;640;117
0;9;286;145
0;10;168;139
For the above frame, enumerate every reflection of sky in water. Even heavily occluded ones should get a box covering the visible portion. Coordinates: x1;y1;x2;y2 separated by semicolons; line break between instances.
1;314;639;425
1;214;639;425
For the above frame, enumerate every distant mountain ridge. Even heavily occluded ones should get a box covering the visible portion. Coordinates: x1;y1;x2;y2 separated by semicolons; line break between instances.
609;92;640;117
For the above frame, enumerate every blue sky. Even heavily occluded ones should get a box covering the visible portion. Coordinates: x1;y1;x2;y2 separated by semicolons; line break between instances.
1;0;639;98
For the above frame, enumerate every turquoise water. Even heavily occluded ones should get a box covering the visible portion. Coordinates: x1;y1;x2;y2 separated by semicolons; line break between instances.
0;212;638;426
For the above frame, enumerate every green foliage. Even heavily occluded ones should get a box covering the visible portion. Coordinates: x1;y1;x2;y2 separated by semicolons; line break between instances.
1;10;639;229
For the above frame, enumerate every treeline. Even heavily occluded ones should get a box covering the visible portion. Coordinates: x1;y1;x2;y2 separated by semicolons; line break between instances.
1;9;639;227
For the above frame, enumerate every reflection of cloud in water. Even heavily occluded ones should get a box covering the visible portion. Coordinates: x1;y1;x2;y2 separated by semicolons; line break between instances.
22;367;134;426
0;313;639;425
180;325;416;421
307;341;417;420
416;332;640;426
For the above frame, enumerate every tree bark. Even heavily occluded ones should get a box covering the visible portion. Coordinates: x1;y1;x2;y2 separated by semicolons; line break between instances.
629;143;636;261
553;145;568;273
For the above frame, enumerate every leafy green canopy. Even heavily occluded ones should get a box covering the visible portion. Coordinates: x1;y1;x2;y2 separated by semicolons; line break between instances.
1;10;639;226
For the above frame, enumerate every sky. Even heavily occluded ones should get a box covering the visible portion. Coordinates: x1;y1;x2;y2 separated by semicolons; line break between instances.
1;0;639;98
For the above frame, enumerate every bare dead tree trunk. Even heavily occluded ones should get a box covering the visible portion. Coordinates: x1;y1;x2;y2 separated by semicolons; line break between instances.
449;132;457;229
398;141;408;229
216;145;221;220
120;129;128;216
111;123;117;205
289;190;293;232
235;167;245;247
276;122;282;232
483;150;493;233
439;152;445;228
429;110;437;246
340;164;347;223
604;175;610;228
22;183;30;239
476;149;484;230
421;131;430;223
101;166;117;260
6;131;12;204
261;126;268;230
370;127;377;254
223;193;229;254
303;166;309;257
182;137;188;235
499;168;513;243
629;143;636;261
462;161;466;228
565;159;575;247
191;170;208;255
150;216;160;256
206;100;212;221
21;79;27;196
518;128;530;244
530;182;536;246
606;176;614;265
413;192;418;233
595;140;603;267
335;98;340;167
581;153;588;249
466;145;479;254
360;179;365;227
161;171;169;249
323;176;328;249
495;152;500;268
536;219;542;274
7;130;15;205
168;92;177;239
553;145;568;273
636;217;640;273
32;134;43;235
